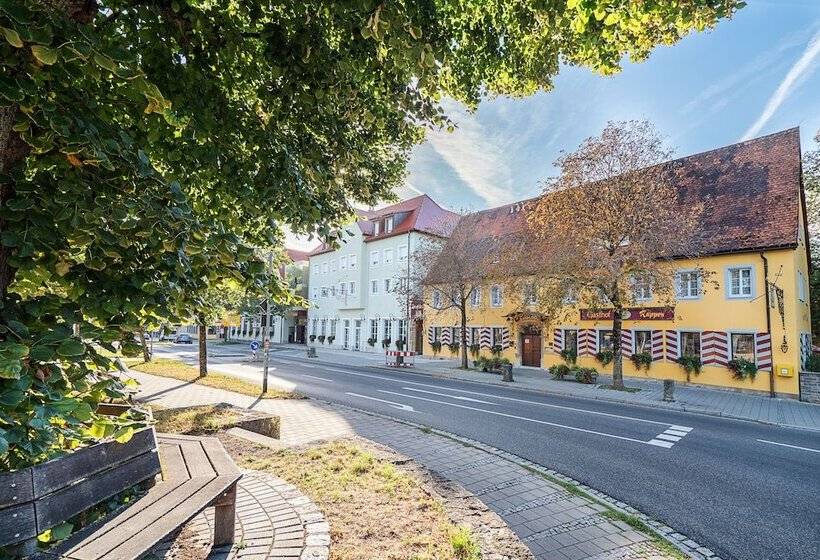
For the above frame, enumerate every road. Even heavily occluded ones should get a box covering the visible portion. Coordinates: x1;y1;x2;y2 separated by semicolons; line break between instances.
154;342;820;560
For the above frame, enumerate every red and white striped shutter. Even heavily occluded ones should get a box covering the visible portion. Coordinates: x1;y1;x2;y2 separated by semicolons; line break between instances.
501;327;511;349
580;329;595;356
553;329;563;353
755;332;772;372
651;330;664;361
664;330;678;360
441;327;451;345
620;329;633;358
702;331;728;367
480;327;492;348
427;327;434;344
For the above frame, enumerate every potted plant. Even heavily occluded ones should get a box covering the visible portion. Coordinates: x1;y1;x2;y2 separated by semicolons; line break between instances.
431;340;442;356
327;335;335;345
573;366;598;384
309;334;316;343
728;357;758;381
447;341;460;355
549;363;571;380
595;349;613;366
490;344;503;357
395;338;405;351
317;335;325;344
559;348;577;364
469;343;480;359
676;354;702;382
381;337;392;349
630;352;652;370
367;337;377;347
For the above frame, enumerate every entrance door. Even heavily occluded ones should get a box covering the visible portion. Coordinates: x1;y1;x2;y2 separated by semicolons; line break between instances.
354;320;362;350
521;331;542;367
343;320;350;349
414;320;424;355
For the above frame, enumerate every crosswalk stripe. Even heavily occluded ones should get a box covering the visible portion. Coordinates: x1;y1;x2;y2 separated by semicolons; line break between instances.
656;433;682;442
648;439;675;448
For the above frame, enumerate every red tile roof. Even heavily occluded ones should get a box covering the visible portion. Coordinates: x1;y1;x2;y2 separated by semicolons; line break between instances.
285;248;311;263
426;128;805;280
308;195;460;256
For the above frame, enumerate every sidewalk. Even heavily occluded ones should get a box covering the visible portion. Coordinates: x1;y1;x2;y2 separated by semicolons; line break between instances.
268;343;820;431
132;370;715;560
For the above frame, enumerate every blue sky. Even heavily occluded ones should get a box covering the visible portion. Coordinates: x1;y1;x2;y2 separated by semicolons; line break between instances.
289;0;820;249
403;0;820;212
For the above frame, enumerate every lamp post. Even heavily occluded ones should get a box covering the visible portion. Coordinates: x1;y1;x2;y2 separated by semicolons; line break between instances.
262;252;273;394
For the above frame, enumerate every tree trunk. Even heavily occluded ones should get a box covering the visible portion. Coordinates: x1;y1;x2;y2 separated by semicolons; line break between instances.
611;299;624;389
138;327;151;362
198;317;207;377
460;298;468;369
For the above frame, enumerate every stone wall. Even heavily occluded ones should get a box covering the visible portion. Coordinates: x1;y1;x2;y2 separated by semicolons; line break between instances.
799;371;820;403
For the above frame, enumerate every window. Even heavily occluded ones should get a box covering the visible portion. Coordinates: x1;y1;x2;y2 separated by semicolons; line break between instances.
490;285;503;307
339;256;347;270
370;250;380;267
349;254;357;269
330;260;336;272
432;290;442;309
320;286;328;298
633;277;652;301
312;265;319;276
492;327;504;347
384;320;393;340
562;288;577;305
563;330;578;353
349;281;356;295
370;319;378;341
634;330;652;355
398;244;408;263
470;327;480;345
397;277;409;292
727;266;753;298
374;221;380;235
320;319;326;336
679;331;701;358
731;333;755;362
384;248;394;265
311;319;317;335
676;270;702;299
330;320;336;337
311;287;318;300
385;216;394;233
798;270;806;302
398;320;407;342
371;280;378;294
470;288;481;307
322;262;329;274
384;278;391;292
523;283;537;305
432;326;441;342
339;282;346;296
330;285;336;297
597;330;614;352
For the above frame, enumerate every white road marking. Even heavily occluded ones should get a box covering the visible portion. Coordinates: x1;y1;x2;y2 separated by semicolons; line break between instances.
756;439;820;454
303;374;334;383
655;434;682;442
346;392;416;412
647;439;675;448
665;430;690;437
670;425;693;432
648;426;694;448
376;390;651;446
401;387;497;404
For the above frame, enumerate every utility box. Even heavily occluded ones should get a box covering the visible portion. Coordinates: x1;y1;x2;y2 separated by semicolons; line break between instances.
776;364;794;377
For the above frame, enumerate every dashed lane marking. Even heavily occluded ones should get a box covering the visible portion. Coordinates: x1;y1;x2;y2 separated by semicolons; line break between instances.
756;439;820;454
303;374;334;383
346;392;416;412
401;387;497;405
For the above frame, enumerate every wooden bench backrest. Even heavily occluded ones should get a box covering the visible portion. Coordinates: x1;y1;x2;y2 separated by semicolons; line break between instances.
0;427;160;547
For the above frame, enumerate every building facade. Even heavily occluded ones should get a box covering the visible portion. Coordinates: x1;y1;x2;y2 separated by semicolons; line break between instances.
423;129;813;397
307;195;459;353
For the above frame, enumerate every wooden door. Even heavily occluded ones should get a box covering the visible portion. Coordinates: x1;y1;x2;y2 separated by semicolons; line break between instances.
522;334;542;367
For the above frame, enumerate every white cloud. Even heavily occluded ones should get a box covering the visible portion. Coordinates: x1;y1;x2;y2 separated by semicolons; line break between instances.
742;27;820;140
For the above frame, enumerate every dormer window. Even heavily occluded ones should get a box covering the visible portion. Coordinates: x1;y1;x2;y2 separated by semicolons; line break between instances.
374;221;380;235
385;216;394;233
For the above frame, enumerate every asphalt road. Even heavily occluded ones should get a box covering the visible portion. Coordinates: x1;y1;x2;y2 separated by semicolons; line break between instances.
154;343;820;560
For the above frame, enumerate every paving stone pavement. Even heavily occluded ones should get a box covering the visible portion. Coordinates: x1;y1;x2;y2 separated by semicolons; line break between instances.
132;371;690;560
150;470;329;560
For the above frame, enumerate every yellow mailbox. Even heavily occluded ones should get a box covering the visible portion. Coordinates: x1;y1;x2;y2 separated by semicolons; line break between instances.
776;364;794;377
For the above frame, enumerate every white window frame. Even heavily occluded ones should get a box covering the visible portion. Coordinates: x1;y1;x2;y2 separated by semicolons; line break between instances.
562;288;577;305
384;278;391;292
339;282;346;296
523;283;538;306
370;319;378;341
490;285;503;307
330;260;336;272
370;250;380;267
384;319;393;340
632;277;652;302
725;265;755;299
470;287;481;307
322;262;329;274
348;254;357;270
797;270;806;302
562;328;579;353
728;330;757;364
320;286;328;298
312;265;319;276
339;256;347;270
385;216;394;233
432;289;442;309
675;269;702;300
491;327;503;347
374;222;380;235
398;244;408;263
370;279;378;294
348;281;356;295
596;328;614;353
677;330;703;359
633;330;652;355
311;287;318;300
383;248;394;265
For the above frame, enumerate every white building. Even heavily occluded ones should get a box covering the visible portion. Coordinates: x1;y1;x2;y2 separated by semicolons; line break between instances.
307;195;459;353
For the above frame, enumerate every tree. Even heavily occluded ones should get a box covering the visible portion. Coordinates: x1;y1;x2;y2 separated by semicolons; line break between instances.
525;121;704;389
804;130;820;342
0;0;744;467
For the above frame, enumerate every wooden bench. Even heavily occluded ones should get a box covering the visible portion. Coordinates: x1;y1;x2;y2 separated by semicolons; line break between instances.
0;428;241;559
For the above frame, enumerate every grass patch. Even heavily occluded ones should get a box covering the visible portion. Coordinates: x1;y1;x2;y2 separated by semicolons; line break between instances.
598;384;641;393
152;404;243;435
226;438;480;560
130;358;299;399
602;510;687;559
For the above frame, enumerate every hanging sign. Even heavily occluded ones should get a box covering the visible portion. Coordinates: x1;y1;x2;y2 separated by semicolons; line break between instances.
580;307;675;321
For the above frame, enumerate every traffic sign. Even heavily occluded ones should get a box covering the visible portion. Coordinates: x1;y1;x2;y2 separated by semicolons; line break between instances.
249;340;260;352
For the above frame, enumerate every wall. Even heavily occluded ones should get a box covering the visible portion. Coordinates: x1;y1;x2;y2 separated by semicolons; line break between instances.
424;248;809;396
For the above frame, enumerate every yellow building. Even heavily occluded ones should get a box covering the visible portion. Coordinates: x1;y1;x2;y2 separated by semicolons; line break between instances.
423;129;813;398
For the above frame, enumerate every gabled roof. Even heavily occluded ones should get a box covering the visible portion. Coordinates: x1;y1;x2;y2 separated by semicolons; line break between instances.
285;248;311;263
426;128;805;281
308;194;460;257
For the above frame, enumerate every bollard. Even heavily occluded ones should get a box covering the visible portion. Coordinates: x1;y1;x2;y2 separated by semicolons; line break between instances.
501;364;514;382
662;379;675;402
307;346;317;358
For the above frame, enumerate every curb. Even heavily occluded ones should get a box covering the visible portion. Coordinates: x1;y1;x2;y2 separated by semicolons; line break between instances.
317;398;721;560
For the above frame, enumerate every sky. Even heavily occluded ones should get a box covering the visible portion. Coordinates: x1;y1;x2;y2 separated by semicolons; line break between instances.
288;0;820;250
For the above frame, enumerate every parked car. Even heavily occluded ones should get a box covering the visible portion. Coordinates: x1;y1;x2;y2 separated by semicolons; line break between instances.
174;333;193;344
161;331;177;341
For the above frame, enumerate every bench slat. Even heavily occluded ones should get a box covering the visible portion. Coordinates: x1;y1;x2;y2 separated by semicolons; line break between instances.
0;502;36;546
200;438;241;476
158;442;190;482
32;428;157;498
35;449;161;532
177;439;217;479
0;468;33;510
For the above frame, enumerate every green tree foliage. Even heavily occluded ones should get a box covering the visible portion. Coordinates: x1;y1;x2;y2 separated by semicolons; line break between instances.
804;131;819;342
0;0;743;468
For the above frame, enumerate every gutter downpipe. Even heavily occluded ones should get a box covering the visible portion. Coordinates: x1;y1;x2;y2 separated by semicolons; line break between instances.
760;253;775;398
